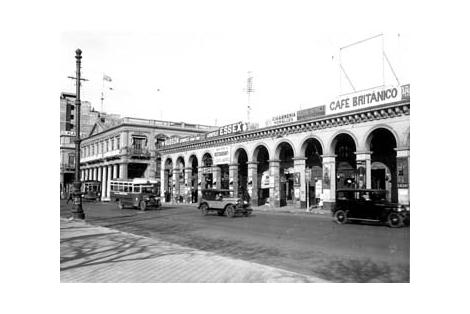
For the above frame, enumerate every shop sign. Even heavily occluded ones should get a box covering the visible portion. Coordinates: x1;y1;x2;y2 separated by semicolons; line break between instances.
297;105;326;121
265;112;297;127
261;171;272;188
214;146;231;165
179;135;201;144
162;137;180;146
205;122;248;139
325;85;408;116
315;180;322;198
201;167;212;174
61;130;76;136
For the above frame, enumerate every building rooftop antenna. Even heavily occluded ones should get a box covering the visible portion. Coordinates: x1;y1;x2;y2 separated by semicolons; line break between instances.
244;71;255;123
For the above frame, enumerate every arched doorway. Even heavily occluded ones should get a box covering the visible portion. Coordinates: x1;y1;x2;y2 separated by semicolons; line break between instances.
254;145;270;205
202;153;213;189
332;134;357;189
302;138;323;206
163;158;173;202
367;128;398;202
234;148;248;198
175;156;185;203
189;155;198;203
276;142;295;207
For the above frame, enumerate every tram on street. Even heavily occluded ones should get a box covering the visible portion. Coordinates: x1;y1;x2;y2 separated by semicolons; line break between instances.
81;180;102;201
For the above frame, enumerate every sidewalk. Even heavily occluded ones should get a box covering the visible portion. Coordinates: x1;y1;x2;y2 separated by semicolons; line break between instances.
60;218;328;283
164;202;331;215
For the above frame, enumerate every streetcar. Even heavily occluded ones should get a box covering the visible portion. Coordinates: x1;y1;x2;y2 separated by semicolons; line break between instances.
81;180;102;201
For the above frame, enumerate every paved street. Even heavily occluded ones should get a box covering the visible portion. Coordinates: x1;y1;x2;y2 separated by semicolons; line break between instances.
60;200;410;282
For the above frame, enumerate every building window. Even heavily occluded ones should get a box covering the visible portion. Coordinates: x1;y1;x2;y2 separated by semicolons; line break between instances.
106;140;109;152
116;136;120;149
69;154;75;167
132;136;147;149
111;138;114;151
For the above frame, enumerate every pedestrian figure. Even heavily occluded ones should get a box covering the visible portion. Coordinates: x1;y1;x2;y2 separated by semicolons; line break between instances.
66;192;73;204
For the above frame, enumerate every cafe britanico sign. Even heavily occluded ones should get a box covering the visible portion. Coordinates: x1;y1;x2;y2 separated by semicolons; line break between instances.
325;84;409;115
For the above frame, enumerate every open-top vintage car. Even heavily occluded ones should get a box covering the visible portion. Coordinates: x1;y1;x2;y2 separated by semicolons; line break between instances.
198;189;252;218
332;189;410;228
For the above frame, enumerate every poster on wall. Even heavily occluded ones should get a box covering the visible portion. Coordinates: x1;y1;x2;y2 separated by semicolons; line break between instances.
214;146;231;165
323;165;331;189
315;180;322;198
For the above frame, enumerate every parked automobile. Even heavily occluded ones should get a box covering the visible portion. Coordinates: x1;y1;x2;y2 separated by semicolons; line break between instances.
198;189;252;218
332;189;410;228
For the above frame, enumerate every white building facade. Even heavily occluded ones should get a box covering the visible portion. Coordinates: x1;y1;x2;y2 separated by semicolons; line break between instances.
158;84;410;210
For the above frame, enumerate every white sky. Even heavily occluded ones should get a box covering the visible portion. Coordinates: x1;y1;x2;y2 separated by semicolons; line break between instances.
59;7;408;127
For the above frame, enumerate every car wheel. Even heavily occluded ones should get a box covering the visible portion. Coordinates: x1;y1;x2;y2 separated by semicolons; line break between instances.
200;204;208;216
334;210;348;224
226;205;235;218
118;200;124;209
139;201;147;211
387;212;404;228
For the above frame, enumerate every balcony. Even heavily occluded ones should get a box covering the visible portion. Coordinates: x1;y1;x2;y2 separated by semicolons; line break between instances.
60;163;75;172
124;146;151;158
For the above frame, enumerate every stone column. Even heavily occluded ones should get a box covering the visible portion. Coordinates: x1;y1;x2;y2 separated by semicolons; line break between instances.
161;168;169;202
101;166;107;201
173;168;181;203
321;155;336;210
212;166;221;189
106;165;112;200
98;167;102;185
293;157;307;208
229;163;239;197
113;164;118;179
247;162;258;206
396;147;410;205
119;163;128;179
197;166;205;200
268;160;280;208
94;167;98;181
355;151;372;189
184;167;193;203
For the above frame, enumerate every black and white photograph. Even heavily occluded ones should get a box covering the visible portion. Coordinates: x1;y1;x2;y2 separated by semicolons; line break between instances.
3;1;470;313
59;29;411;283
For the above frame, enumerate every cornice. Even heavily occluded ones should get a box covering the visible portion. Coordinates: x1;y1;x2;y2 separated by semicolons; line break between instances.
159;101;410;155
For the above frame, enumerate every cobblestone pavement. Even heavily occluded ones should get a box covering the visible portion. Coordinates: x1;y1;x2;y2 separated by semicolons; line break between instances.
60;218;328;283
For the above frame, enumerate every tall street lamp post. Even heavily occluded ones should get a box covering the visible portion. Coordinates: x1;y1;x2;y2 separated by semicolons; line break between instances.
71;48;85;219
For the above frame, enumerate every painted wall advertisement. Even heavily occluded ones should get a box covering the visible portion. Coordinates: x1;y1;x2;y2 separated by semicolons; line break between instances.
265;112;297;127
213;146;231;165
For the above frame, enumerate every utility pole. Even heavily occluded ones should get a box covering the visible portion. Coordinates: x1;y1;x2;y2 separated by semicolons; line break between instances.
71;49;85;219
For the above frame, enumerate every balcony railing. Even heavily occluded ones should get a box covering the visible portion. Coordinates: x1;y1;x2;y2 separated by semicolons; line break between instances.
60;163;75;171
124;146;151;157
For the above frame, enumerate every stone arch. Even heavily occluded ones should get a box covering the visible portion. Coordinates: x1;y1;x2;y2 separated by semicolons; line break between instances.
201;151;213;167
328;129;359;155
164;157;173;169
299;135;325;157
175;155;185;169
251;142;271;162
274;139;297;160
232;145;250;163
363;124;400;151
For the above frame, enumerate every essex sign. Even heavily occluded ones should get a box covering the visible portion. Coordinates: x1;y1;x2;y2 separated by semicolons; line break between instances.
205;122;248;139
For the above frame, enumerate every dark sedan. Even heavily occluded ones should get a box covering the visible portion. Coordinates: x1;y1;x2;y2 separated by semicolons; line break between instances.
332;189;410;228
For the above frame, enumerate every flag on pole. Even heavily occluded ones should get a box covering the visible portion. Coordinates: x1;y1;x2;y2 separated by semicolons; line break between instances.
103;74;112;82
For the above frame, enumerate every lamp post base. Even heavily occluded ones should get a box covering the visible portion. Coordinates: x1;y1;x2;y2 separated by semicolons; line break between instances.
71;181;85;219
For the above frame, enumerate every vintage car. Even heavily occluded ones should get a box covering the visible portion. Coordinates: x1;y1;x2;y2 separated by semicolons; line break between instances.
332;189;410;228
198;189;252;218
